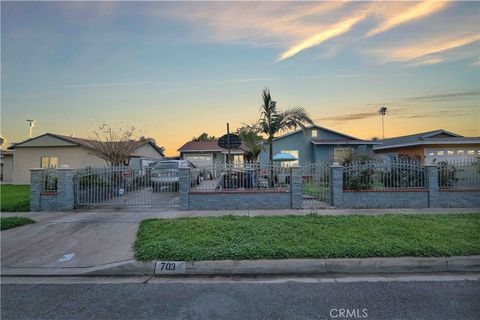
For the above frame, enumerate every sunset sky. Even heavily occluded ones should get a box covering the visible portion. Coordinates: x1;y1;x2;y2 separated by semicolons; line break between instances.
1;1;479;156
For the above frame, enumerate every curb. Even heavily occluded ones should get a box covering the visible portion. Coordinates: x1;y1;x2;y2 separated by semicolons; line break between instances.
2;256;479;277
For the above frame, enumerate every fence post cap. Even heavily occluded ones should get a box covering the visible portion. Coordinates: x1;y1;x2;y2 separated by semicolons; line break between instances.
423;163;439;167
330;162;343;168
30;168;44;171
57;165;73;170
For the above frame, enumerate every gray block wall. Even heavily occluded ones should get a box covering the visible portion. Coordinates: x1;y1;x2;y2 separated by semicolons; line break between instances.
437;190;480;208
342;191;429;209
189;192;292;210
30;168;75;211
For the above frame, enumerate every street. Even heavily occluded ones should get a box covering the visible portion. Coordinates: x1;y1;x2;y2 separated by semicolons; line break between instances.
2;274;479;320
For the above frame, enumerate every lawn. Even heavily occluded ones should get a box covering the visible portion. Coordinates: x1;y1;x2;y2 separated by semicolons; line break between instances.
0;216;35;230
1;185;30;212
135;213;480;261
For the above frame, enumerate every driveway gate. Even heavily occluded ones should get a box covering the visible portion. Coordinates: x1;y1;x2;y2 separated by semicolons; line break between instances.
74;166;179;208
302;162;331;208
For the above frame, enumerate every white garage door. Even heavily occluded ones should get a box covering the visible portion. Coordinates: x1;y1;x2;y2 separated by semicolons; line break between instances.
184;154;214;168
425;148;480;164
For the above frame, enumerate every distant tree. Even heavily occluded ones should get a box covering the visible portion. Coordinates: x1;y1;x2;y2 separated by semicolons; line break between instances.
236;125;264;163
257;88;314;165
192;133;216;142
88;124;158;166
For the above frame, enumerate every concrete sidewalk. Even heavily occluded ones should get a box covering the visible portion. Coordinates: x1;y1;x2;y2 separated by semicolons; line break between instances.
2;207;479;222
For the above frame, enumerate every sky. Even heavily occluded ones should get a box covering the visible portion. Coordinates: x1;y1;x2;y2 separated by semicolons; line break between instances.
1;1;479;156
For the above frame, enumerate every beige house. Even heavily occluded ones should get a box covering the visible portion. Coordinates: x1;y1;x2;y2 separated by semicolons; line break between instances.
9;133;164;185
1;150;14;183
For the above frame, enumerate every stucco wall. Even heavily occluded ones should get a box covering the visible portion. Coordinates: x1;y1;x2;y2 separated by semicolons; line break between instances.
1;154;13;183
132;143;164;159
13;147;106;184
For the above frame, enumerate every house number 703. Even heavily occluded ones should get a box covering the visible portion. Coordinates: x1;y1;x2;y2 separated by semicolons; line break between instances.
159;262;176;271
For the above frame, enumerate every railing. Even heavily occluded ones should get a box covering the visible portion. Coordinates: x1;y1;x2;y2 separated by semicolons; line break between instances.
343;158;425;191
438;159;480;189
302;162;331;205
43;167;58;192
190;163;291;192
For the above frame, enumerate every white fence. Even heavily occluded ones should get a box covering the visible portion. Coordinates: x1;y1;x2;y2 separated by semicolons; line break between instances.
438;159;480;189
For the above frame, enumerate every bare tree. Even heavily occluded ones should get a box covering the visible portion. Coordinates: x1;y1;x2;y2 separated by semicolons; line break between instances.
88;124;145;166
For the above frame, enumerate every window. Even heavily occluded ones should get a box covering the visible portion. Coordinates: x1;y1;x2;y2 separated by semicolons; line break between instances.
457;150;465;155
334;147;353;163
40;157;58;168
467;150;475;155
447;150;454;156
437;151;444;156
280;150;299;166
311;129;318;137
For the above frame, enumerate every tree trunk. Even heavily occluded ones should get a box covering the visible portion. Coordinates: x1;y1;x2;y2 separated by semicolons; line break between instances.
268;137;274;187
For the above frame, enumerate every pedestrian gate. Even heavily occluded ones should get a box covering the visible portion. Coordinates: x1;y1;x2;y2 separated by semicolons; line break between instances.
302;162;331;208
74;166;179;208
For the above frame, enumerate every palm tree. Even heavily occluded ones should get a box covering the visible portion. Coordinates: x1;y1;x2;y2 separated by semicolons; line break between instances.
237;126;264;163
258;88;314;165
378;106;388;139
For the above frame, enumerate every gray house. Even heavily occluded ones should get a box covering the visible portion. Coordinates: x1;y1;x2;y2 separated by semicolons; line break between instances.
260;125;380;165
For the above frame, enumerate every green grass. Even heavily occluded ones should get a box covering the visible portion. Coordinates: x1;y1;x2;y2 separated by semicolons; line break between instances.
1;185;30;212
302;182;328;197
0;216;35;230
134;213;480;261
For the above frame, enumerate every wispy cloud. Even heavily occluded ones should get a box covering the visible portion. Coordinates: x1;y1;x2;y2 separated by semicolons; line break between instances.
277;12;367;61
366;33;480;64
317;112;378;122
407;90;480;102
367;1;449;37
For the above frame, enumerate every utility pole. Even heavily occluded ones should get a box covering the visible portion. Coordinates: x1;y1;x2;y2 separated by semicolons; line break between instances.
26;119;35;139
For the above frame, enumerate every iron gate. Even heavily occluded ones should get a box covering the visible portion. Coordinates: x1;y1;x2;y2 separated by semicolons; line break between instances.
302;162;331;208
74;165;179;207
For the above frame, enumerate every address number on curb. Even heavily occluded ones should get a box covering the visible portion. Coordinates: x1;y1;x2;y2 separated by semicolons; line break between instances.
155;261;186;273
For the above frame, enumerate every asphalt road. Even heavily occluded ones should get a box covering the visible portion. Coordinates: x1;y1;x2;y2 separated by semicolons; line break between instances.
2;276;480;320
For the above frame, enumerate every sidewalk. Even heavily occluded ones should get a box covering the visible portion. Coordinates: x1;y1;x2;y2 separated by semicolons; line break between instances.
2;207;479;221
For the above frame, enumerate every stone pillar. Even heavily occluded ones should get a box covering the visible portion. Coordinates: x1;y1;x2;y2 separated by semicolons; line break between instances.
30;168;44;211
56;167;75;211
425;164;439;208
290;166;303;209
179;167;190;210
330;163;344;208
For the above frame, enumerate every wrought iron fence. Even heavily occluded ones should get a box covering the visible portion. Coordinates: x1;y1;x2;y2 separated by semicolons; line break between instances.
74;165;179;206
302;162;331;206
438;159;480;189
190;163;291;192
43;167;58;192
343;158;425;190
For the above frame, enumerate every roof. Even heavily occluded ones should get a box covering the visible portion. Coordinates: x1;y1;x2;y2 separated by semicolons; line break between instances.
374;129;479;150
178;141;223;152
273;124;360;141
311;139;381;145
178;140;247;153
8;133;165;156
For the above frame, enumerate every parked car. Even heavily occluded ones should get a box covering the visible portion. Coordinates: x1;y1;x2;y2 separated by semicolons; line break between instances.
149;160;202;192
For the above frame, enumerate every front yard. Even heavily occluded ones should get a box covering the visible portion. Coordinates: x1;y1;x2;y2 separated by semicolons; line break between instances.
135;213;480;261
0;185;30;212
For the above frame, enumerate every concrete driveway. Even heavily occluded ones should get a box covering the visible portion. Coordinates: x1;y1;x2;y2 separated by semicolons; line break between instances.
0;210;175;270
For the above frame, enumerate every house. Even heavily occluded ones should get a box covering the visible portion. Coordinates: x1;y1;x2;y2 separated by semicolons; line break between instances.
1;150;14;183
8;133;165;184
259;124;380;165
178;140;247;168
374;129;480;163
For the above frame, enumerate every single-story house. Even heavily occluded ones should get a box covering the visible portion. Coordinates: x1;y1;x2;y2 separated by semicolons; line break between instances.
373;129;480;163
8;133;165;184
259;124;380;166
178;140;247;168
